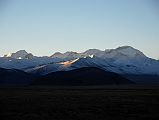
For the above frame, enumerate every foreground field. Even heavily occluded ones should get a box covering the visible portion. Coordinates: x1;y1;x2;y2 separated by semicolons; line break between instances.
0;87;159;120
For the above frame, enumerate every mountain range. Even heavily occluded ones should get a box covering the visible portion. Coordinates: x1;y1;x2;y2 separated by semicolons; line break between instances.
0;46;159;85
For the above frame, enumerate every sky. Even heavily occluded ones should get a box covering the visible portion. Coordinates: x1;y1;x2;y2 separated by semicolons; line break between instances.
0;0;159;59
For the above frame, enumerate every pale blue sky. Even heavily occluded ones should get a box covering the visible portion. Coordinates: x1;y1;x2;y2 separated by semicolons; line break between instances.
0;0;159;58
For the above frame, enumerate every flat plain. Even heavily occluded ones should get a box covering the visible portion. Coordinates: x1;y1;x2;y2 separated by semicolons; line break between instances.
1;86;159;120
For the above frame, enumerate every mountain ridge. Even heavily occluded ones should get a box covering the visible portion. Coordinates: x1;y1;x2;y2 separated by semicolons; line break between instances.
2;46;149;59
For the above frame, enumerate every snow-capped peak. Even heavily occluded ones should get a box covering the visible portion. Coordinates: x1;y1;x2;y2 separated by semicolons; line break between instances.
51;51;82;60
4;50;34;59
83;49;103;55
50;52;63;58
103;46;146;59
115;46;146;57
64;51;79;56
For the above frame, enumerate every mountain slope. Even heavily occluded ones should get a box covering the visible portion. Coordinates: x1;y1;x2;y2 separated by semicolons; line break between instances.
25;56;112;75
0;56;61;70
33;67;134;86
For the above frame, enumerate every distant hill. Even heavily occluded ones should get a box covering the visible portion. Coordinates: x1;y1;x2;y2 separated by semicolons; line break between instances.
124;74;159;85
0;68;35;86
32;67;134;86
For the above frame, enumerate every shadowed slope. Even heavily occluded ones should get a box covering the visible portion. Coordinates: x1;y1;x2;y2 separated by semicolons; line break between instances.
0;68;35;85
33;67;134;86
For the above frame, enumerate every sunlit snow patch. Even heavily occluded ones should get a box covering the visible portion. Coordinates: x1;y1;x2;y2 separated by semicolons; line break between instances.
89;55;94;58
58;58;79;67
